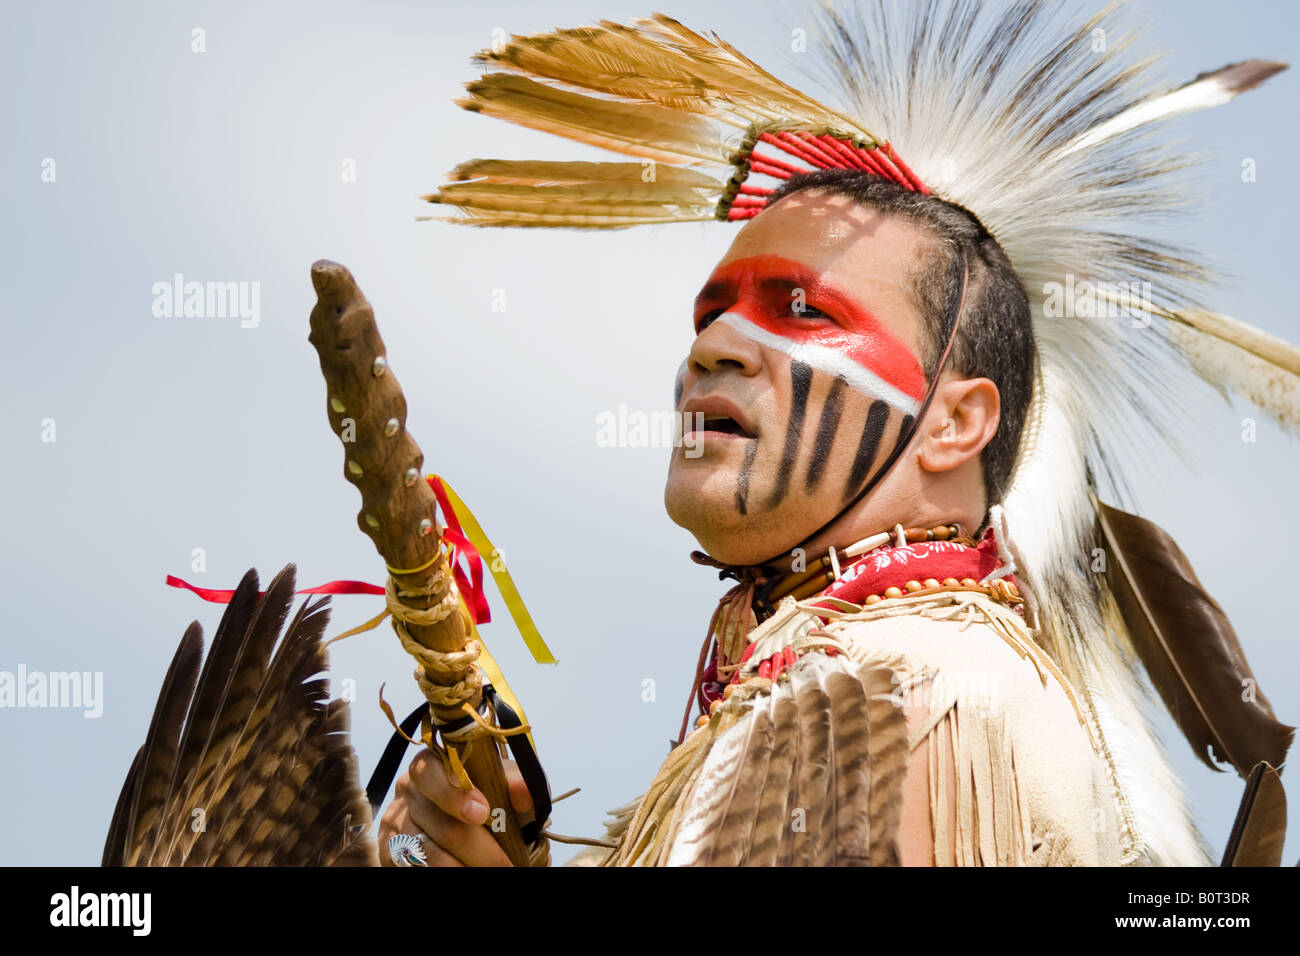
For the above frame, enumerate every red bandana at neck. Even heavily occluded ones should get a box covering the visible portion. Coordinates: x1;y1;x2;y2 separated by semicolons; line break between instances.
816;526;1008;607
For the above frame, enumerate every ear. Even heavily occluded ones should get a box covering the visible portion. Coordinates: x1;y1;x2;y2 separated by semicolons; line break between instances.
916;375;1000;475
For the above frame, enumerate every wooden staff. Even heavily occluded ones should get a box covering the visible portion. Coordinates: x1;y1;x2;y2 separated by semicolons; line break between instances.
307;259;531;866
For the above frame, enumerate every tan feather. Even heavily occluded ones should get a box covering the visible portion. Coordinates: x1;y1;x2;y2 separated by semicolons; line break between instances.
102;565;378;867
429;13;894;229
1165;308;1300;435
793;666;835;866
742;692;799;864
470;13;874;136
863;666;909;866
418;209;716;229
604;719;718;865
430;179;719;211
424;158;723;228
1222;761;1287;866
457;73;724;164
824;669;873;865
1094;497;1295;778
703;702;777;866
439;158;721;188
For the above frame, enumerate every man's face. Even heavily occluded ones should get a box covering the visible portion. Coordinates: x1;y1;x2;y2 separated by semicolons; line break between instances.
665;190;933;566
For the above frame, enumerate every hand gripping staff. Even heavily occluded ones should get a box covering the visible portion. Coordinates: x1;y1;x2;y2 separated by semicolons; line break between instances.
308;259;549;867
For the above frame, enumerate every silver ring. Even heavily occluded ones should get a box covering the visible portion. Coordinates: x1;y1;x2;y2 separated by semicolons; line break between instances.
388;833;429;867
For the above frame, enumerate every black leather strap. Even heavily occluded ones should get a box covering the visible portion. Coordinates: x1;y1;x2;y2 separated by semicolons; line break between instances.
366;702;426;814
365;692;552;848
482;682;552;846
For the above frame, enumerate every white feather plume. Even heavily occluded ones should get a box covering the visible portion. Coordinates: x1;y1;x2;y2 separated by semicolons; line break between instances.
806;0;1289;865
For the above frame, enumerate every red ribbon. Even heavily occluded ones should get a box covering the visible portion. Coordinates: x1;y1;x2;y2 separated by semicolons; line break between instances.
425;476;491;625
164;475;493;626
165;575;383;603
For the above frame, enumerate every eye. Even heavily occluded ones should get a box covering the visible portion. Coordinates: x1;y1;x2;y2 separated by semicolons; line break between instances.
696;308;724;332
789;302;828;319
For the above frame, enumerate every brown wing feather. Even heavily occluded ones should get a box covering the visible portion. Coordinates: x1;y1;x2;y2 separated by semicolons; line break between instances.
192;593;329;864
156;567;295;864
102;622;202;866
102;564;378;867
1095;498;1295;777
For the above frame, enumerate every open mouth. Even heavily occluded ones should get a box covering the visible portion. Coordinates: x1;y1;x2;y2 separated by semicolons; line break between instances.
691;413;756;440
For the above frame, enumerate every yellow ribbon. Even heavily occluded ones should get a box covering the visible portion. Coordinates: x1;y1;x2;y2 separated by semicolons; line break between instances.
433;475;557;666
432;475;556;752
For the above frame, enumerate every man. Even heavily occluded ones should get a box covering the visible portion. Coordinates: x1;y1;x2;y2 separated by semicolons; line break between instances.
373;0;1300;865
100;2;1294;870
378;171;1127;866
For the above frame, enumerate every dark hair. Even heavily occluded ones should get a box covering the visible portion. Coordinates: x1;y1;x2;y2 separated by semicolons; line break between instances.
764;169;1035;507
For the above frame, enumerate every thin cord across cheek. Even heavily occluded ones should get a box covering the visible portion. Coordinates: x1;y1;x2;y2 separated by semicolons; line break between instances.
758;249;970;567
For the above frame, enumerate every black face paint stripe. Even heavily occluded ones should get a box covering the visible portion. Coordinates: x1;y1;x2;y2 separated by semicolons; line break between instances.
674;377;683;408
804;376;847;490
765;360;813;509
844;400;891;500
735;438;759;515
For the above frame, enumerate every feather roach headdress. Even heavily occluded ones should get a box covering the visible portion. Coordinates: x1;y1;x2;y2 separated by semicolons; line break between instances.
425;0;1297;865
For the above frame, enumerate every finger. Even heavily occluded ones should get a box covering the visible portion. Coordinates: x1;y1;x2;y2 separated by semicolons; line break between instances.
378;797;413;868
378;804;410;868
502;760;534;816
409;749;491;826
380;806;466;868
406;782;513;867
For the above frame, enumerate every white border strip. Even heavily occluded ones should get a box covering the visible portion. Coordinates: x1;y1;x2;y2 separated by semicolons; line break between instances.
718;312;921;415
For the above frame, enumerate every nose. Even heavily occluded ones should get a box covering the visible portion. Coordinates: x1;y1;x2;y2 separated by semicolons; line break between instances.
686;312;764;380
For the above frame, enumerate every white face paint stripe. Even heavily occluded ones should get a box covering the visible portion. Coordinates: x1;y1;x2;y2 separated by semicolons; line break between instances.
717;312;921;416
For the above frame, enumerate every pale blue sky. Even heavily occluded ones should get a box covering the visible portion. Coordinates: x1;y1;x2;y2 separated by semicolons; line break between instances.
2;0;1297;867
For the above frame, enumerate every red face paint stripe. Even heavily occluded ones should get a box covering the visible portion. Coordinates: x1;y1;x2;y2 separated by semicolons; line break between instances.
694;255;926;401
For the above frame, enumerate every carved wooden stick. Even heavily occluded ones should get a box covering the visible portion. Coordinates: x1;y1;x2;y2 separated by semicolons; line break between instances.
307;259;530;866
